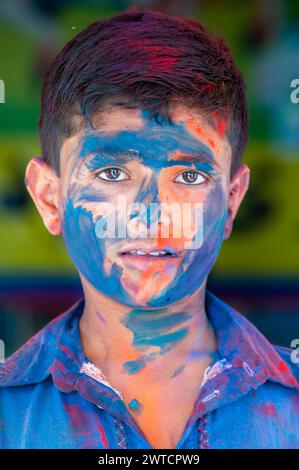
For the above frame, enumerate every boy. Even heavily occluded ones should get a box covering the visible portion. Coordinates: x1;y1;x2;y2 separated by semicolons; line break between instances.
0;9;298;449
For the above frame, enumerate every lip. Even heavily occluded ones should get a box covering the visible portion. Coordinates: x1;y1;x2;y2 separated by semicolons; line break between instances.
120;252;181;271
118;242;183;256
118;243;184;270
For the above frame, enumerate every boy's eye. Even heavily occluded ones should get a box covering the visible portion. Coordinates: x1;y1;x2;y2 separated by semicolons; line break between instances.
174;170;206;185
96;167;129;181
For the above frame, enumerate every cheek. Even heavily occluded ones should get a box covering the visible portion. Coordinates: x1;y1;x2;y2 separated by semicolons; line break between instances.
184;181;228;274
66;177;126;230
61;197;131;302
156;170;208;249
147;180;228;307
62;198;106;273
157;169;206;204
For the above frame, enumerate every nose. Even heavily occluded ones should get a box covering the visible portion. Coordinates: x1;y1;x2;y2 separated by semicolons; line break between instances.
134;173;162;227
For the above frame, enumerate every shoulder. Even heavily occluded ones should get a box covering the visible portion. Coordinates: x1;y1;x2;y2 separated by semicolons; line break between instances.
273;344;299;382
206;290;299;389
0;297;84;389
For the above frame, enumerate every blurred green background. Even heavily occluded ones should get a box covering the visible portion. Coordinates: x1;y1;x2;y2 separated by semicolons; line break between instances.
0;0;298;355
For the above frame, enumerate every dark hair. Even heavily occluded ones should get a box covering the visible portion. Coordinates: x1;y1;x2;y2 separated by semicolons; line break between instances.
39;8;248;178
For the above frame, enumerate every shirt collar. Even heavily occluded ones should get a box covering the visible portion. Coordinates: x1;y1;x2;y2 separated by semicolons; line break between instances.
0;290;298;393
205;291;298;389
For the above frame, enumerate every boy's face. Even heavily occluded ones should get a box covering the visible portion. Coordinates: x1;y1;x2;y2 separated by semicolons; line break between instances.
27;104;249;308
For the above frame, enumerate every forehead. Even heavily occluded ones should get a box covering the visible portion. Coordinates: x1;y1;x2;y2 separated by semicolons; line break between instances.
60;104;232;175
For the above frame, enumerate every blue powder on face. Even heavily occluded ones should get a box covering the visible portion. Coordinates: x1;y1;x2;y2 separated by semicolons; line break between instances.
128;398;143;415
62;109;228;309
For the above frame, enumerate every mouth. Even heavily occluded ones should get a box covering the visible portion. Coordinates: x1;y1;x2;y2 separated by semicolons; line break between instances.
118;245;183;270
120;249;178;258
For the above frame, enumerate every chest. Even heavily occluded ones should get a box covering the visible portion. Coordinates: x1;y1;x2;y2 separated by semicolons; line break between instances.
123;382;201;449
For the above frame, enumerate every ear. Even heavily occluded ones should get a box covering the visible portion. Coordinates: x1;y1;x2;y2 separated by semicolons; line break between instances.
25;157;62;235
223;163;250;240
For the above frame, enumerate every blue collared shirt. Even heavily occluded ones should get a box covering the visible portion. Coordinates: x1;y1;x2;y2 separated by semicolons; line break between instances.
0;289;298;449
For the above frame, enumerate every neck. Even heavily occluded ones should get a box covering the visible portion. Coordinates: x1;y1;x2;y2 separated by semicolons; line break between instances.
79;277;218;386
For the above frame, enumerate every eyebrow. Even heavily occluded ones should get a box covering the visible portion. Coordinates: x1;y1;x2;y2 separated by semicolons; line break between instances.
81;148;142;163
82;152;141;173
80;137;141;159
171;150;210;158
169;153;215;164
